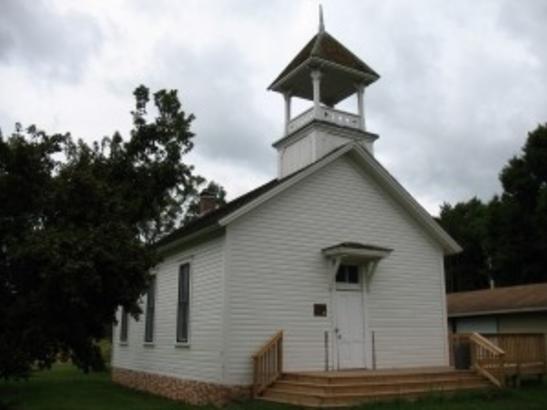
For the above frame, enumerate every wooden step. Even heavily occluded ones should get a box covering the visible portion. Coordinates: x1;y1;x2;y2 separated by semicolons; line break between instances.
273;376;489;395
282;370;480;385
260;369;494;408
283;369;476;380
261;381;491;408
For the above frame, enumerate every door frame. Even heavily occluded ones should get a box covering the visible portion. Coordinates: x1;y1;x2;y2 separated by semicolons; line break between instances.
329;262;370;370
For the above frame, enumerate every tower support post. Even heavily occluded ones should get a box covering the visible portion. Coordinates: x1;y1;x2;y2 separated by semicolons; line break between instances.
356;83;365;131
311;70;322;118
283;92;292;135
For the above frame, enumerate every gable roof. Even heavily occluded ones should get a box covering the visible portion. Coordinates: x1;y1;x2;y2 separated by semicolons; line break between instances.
268;31;379;90
218;143;461;255
157;143;461;255
447;282;547;318
154;178;281;249
153;145;339;251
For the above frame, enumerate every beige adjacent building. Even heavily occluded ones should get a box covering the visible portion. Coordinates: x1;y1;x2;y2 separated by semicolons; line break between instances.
447;282;547;335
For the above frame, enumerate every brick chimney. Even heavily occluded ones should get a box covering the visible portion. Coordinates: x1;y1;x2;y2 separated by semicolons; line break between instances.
199;190;218;215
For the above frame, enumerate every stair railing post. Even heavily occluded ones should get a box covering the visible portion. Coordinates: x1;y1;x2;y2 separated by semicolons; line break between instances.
280;336;283;374
252;355;258;397
499;352;506;388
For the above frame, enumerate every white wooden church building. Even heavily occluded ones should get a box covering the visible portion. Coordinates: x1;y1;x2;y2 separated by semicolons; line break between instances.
111;11;462;406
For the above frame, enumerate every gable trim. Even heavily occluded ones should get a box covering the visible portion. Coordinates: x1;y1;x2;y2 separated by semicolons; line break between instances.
218;144;354;226
219;143;462;255
346;147;462;254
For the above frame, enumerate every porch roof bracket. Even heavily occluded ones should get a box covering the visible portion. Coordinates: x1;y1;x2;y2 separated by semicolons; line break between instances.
364;260;379;293
329;256;342;291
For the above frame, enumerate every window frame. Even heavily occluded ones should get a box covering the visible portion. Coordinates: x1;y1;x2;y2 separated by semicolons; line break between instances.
335;264;361;290
176;262;191;346
119;307;129;344
144;275;156;344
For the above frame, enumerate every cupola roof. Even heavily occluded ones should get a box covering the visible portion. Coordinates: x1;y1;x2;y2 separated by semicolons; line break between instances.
268;24;379;106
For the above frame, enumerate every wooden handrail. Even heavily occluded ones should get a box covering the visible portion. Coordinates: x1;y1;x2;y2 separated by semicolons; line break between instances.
469;332;506;388
470;333;505;355
252;330;283;397
450;332;546;387
482;333;546;372
252;330;283;359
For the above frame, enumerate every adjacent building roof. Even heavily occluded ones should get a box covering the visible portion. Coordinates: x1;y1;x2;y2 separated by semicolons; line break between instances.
447;282;547;318
156;143;461;255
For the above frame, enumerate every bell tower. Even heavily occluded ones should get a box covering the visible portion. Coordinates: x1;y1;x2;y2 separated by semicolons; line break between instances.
270;6;380;178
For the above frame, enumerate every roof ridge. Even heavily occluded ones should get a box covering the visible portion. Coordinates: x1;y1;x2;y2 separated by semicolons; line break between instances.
447;281;547;316
310;31;324;56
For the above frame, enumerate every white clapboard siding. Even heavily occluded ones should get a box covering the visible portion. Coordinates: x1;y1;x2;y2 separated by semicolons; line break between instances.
223;155;448;385
111;236;225;383
279;130;374;179
280;134;314;177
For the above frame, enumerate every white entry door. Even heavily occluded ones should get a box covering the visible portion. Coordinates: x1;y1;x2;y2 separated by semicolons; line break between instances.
335;290;366;369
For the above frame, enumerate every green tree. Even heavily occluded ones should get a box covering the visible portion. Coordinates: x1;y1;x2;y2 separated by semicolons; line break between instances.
0;85;223;379
486;124;547;286
440;123;547;292
439;198;490;292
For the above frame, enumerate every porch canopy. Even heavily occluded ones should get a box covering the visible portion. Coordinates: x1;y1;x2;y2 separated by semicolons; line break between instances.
322;242;392;262
322;242;392;289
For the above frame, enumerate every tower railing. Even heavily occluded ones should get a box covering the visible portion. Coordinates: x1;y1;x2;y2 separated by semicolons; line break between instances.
287;106;362;134
287;108;315;134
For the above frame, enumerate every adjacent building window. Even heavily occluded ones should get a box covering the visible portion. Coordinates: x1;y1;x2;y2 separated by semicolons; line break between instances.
336;264;359;284
120;308;129;343
176;263;190;343
144;276;156;343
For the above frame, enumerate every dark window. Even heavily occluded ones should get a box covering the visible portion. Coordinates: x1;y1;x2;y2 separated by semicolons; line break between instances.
176;263;190;343
144;276;156;343
336;264;359;284
120;308;129;343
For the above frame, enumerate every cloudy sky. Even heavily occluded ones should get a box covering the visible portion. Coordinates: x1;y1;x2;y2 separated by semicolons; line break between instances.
1;0;546;214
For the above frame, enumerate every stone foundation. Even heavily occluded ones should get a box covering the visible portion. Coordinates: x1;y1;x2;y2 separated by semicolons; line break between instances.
112;367;250;406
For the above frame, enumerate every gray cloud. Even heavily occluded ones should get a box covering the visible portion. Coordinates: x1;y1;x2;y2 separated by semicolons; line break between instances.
145;39;277;174
0;0;102;82
350;0;547;210
1;0;547;212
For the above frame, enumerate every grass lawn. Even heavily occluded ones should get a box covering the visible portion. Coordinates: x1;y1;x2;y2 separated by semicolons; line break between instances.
1;364;547;410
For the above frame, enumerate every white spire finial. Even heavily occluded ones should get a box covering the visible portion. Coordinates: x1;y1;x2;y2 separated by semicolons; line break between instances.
319;4;325;33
